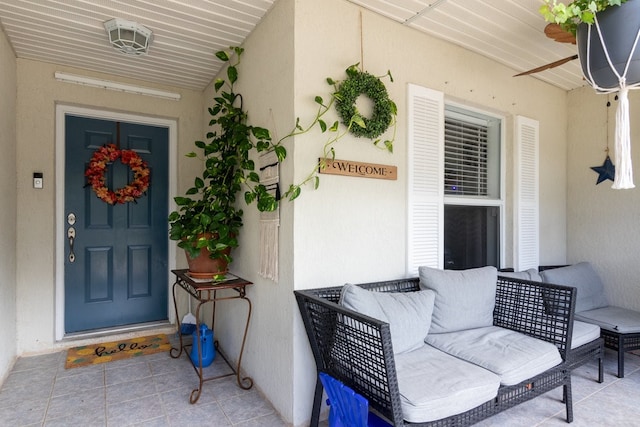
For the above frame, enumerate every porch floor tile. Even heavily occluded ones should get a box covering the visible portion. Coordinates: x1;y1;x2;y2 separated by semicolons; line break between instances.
4;344;640;426
0;334;287;427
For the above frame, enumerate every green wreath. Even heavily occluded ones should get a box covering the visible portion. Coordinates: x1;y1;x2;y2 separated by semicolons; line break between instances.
334;67;395;139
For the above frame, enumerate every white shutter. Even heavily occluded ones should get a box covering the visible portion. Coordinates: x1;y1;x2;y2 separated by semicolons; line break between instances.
514;116;539;271
407;84;444;275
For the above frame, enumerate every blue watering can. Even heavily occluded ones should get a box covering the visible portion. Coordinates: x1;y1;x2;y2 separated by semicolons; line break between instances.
190;324;215;367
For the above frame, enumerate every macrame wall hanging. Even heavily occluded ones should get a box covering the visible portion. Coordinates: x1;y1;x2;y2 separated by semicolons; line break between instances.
259;150;280;281
582;14;640;189
591;97;616;185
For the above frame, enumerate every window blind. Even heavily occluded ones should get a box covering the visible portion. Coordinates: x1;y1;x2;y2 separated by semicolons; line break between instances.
444;116;488;196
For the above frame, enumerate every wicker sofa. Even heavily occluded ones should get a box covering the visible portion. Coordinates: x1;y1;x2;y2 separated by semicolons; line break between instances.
539;262;640;378
295;267;581;426
499;268;604;382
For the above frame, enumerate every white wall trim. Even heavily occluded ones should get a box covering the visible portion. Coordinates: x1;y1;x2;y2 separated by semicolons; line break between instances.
54;72;181;101
54;104;178;341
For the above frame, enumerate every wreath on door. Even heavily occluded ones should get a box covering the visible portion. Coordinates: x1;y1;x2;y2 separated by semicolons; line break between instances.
85;144;150;205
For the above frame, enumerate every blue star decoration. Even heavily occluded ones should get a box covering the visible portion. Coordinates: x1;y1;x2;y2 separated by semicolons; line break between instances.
591;155;615;185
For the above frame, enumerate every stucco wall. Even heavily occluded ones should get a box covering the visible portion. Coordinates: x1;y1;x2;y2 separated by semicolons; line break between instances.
9;0;572;425
194;0;297;421
567;87;640;310
0;25;18;382
15;59;203;354
288;0;569;424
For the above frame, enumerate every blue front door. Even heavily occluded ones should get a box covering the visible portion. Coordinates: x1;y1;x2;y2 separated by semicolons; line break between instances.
64;115;169;333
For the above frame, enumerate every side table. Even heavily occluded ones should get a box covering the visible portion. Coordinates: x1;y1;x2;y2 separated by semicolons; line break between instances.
169;269;253;403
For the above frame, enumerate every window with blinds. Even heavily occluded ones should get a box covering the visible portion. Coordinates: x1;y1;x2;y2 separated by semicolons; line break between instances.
444;117;488;195
444;106;500;198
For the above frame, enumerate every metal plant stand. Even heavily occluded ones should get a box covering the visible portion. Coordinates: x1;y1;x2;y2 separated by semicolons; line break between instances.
170;269;253;403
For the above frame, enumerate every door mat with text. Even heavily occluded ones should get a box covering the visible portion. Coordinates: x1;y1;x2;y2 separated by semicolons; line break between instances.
65;334;171;369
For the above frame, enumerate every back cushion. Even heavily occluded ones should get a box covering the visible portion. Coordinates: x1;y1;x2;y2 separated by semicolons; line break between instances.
419;266;497;334
499;268;542;282
340;284;436;354
540;262;608;312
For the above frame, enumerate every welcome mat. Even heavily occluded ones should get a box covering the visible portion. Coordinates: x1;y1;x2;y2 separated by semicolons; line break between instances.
65;334;171;369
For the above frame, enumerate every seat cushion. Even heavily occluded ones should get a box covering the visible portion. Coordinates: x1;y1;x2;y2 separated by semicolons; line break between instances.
418;266;497;334
339;284;436;354
575;306;640;334
426;326;562;386
572;320;601;348
540;262;608;312
394;344;500;423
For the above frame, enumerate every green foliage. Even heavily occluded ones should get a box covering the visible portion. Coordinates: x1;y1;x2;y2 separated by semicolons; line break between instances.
168;46;284;262
334;66;396;141
540;0;627;35
169;48;398;263
278;63;397;202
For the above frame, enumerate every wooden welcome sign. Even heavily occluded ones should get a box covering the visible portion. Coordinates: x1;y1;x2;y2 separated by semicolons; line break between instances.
319;158;397;180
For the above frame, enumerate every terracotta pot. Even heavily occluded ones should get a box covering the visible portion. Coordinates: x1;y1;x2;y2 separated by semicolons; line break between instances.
577;1;640;89
184;234;232;278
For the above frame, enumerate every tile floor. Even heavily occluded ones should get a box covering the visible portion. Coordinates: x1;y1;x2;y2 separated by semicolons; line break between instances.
471;347;640;426
2;343;640;427
0;334;287;427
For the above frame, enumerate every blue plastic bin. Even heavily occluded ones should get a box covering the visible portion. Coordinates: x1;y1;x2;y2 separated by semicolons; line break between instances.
319;373;391;427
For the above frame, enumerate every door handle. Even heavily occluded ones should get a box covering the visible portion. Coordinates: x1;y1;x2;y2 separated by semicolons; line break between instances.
67;227;76;263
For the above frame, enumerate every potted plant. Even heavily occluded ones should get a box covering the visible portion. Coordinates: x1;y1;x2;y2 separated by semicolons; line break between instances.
169;46;399;278
540;0;638;89
541;0;639;190
168;46;283;278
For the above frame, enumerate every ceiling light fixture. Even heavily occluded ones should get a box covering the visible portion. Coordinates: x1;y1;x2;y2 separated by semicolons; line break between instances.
104;18;152;56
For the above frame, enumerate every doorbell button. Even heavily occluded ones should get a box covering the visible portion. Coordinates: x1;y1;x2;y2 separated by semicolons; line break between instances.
33;172;43;189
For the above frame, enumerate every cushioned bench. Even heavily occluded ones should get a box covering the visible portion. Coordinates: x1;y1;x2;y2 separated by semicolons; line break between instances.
295;267;578;426
540;262;640;378
500;268;604;382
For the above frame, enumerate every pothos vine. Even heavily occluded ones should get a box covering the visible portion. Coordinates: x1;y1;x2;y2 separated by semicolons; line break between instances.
280;63;397;202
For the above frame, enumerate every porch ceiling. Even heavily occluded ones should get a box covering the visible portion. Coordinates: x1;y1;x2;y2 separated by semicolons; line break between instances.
0;0;585;92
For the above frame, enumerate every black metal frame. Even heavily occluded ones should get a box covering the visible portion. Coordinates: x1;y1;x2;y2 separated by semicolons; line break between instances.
567;338;604;383
295;276;578;427
601;329;640;378
539;264;627;379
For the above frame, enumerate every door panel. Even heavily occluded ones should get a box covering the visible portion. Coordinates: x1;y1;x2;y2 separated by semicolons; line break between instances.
65;115;169;333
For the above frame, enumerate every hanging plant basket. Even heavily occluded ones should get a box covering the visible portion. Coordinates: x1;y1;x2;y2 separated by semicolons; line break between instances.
576;1;640;189
576;0;640;89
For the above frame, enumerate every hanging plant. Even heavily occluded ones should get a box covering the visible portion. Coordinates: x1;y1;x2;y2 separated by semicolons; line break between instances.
85;143;150;205
541;0;638;189
333;64;396;142
539;0;628;36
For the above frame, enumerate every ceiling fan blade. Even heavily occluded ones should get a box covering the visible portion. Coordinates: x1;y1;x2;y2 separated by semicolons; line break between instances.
544;23;576;44
514;54;579;77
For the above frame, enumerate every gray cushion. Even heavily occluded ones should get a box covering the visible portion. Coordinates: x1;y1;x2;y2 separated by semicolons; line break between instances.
419;266;497;334
575;306;640;334
540;262;608;312
571;320;601;348
340;284;436;354
426;326;562;386
499;268;542;282
394;344;500;423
